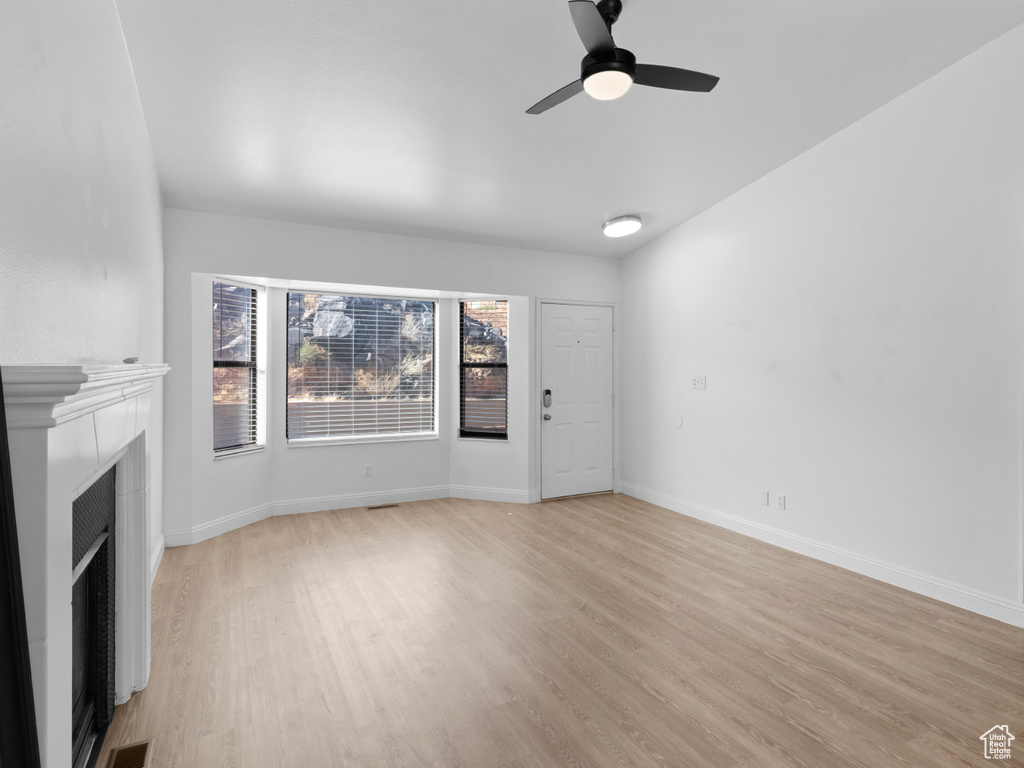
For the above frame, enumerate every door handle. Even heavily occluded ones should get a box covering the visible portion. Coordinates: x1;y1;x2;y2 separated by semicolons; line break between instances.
543;389;552;408
543;414;552;421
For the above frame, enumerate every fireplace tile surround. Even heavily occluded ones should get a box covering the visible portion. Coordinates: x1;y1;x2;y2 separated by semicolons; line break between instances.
2;364;168;768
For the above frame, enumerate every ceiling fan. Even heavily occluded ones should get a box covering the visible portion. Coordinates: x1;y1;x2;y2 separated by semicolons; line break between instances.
526;0;719;114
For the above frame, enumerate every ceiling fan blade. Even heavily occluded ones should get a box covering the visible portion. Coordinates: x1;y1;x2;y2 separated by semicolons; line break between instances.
526;80;584;115
634;64;720;92
569;0;615;56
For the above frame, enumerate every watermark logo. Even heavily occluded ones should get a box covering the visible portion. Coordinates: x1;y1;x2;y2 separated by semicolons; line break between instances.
980;725;1015;760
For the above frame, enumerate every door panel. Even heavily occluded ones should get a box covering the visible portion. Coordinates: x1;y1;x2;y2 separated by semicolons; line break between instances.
541;303;613;499
554;423;573;475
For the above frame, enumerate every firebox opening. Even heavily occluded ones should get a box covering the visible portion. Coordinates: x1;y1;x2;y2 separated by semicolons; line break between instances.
71;465;117;768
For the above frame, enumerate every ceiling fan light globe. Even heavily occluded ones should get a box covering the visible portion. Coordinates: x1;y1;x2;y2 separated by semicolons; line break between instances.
583;69;634;100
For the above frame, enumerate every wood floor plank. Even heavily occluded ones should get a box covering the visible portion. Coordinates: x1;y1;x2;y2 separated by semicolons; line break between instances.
98;495;1023;767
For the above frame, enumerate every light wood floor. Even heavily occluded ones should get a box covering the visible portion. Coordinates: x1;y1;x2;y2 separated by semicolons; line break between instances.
99;495;1023;767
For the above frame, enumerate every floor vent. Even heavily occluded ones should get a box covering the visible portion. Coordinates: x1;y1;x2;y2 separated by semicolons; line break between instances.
365;503;400;510
106;739;154;768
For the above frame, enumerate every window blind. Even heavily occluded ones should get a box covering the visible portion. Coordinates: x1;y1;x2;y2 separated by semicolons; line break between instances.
460;300;508;439
286;293;436;440
213;282;258;451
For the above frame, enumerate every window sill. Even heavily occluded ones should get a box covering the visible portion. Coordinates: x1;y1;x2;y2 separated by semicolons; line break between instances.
213;444;266;460
287;432;439;448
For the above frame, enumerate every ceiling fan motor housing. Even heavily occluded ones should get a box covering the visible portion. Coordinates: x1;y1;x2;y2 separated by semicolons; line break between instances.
581;48;636;81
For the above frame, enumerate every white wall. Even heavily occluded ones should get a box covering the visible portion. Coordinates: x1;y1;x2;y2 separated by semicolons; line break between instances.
621;25;1024;625
163;209;620;543
0;1;163;365
0;1;165;558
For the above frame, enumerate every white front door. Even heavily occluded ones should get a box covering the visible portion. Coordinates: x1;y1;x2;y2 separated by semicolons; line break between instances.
541;303;614;499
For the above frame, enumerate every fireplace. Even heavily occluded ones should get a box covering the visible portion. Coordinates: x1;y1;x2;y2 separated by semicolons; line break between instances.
1;364;169;768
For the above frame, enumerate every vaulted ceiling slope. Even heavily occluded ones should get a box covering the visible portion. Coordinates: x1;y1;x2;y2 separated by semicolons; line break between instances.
116;0;1024;259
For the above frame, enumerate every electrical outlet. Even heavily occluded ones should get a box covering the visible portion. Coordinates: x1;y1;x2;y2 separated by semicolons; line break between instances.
691;376;706;390
777;495;786;510
759;490;770;506
364;464;372;478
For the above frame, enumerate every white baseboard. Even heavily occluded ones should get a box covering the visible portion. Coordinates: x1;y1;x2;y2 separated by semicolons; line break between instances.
163;484;534;546
149;533;165;583
164;501;274;546
270;485;451;518
449;484;534;504
620;482;1024;628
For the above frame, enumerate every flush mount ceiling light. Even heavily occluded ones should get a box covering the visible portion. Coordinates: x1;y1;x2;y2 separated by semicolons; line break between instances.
602;215;642;237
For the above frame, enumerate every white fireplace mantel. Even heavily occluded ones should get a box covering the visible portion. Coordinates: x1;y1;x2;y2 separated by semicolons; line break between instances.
2;363;168;768
3;363;169;429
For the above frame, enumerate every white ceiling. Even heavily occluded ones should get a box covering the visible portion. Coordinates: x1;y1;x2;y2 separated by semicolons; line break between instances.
116;0;1024;259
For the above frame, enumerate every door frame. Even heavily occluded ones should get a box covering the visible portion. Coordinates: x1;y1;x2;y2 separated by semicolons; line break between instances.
535;299;620;501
